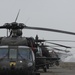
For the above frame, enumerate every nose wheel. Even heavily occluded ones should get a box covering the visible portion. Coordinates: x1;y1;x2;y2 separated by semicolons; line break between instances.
43;66;47;72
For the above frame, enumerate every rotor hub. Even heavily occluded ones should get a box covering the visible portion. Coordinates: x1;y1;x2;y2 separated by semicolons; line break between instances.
3;22;26;29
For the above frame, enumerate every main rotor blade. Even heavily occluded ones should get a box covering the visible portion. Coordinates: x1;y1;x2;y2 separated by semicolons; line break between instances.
39;45;50;47
0;26;6;28
51;47;70;52
35;39;75;43
46;40;75;42
35;39;46;42
25;26;75;35
0;23;75;35
46;42;71;48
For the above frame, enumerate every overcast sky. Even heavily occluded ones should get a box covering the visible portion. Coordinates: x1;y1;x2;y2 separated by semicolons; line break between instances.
0;0;75;60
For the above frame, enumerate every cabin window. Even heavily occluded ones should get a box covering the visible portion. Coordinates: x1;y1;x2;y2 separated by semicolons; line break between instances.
0;48;8;59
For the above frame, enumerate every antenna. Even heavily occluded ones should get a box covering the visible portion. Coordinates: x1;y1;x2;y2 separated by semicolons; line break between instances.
15;9;20;22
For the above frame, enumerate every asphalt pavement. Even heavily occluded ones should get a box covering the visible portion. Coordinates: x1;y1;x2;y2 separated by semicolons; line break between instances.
40;66;75;75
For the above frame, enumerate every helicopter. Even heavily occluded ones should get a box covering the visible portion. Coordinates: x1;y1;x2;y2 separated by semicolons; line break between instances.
0;25;72;73
34;35;60;70
33;35;72;70
0;11;74;74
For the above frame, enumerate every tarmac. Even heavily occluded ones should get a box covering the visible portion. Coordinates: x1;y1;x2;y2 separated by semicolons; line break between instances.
40;62;75;75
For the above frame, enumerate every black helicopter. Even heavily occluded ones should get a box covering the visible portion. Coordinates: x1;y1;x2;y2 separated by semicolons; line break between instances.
33;35;72;71
0;11;74;74
33;35;60;71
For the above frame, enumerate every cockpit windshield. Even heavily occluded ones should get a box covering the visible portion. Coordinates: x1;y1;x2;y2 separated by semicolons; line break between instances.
18;48;32;61
0;46;33;61
9;49;17;59
0;48;8;59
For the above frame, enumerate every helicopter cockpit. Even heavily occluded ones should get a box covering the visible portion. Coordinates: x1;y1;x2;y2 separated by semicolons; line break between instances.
36;47;42;57
0;46;35;70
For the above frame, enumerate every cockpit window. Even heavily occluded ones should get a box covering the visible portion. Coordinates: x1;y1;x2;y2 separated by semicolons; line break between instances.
9;49;17;59
0;48;8;59
36;47;42;56
0;47;33;61
18;48;32;61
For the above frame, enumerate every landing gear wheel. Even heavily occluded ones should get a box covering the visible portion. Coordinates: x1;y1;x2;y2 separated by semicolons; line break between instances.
46;64;49;69
43;67;47;72
36;72;40;75
55;61;59;66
